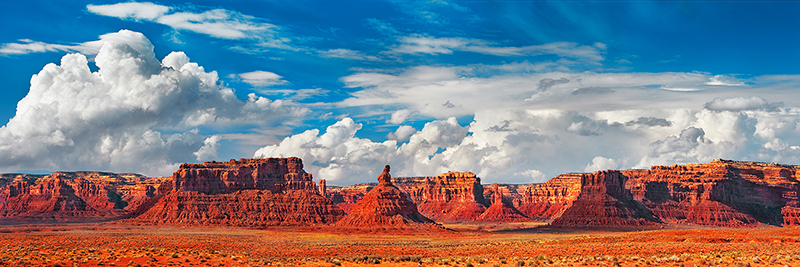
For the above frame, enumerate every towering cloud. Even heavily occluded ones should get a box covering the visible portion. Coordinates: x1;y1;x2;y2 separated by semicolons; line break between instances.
0;30;304;176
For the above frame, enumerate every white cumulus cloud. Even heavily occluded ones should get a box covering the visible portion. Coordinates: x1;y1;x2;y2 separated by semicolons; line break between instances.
0;30;305;176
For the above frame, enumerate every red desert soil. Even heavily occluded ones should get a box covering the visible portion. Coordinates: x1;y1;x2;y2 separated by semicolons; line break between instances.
1;223;799;266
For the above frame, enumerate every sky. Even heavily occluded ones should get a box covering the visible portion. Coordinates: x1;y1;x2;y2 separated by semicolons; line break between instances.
2;1;800;185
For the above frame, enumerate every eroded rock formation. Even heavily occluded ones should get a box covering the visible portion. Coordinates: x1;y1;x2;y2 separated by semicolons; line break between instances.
475;184;528;222
327;171;487;222
0;172;165;221
622;159;800;227
336;165;436;227
392;171;487;222
136;158;344;226
549;171;658;226
513;174;581;220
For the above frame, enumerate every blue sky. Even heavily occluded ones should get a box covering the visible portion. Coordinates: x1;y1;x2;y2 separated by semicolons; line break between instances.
3;1;800;185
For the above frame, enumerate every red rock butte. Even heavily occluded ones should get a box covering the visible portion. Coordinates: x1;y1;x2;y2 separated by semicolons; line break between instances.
135;157;344;226
335;165;437;228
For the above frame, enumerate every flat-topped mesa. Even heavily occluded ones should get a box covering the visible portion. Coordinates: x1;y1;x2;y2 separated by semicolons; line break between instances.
336;165;436;228
0;172;163;221
476;184;528;222
550;170;658;227
136;157;344;226
172;157;316;194
392;171;487;222
623;159;800;227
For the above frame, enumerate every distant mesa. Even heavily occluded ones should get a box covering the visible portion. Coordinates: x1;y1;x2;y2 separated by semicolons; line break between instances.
475;184;529;222
335;165;438;229
0;172;167;223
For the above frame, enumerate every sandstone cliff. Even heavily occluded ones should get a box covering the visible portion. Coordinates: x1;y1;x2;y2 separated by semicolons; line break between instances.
475;184;528;222
392;171;487;222
336;165;436;228
172;158;315;193
136;157;344;226
622;159;800;227
0;172;164;222
327;183;374;214
549;171;658;226
512;174;581;220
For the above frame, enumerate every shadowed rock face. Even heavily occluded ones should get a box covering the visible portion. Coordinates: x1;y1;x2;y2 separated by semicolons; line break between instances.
549;171;658;226
0;172;164;221
623;159;800;227
336;165;435;227
475;184;528;222
136;157;345;226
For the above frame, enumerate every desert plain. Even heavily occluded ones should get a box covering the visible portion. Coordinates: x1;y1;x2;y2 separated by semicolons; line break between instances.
1;222;799;267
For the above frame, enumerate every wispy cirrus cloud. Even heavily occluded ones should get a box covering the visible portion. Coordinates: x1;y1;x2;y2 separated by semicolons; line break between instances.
389;35;606;62
87;2;293;49
0;39;96;55
0;31;152;56
318;48;382;61
3;2;295;56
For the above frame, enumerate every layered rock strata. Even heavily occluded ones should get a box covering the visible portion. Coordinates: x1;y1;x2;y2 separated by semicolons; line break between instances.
336;165;435;227
327;183;374;214
622;159;800;227
136;158;344;226
392;172;487;222
327;171;487;221
549;171;657;226
513;175;581;220
0;172;164;221
475;184;529;222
